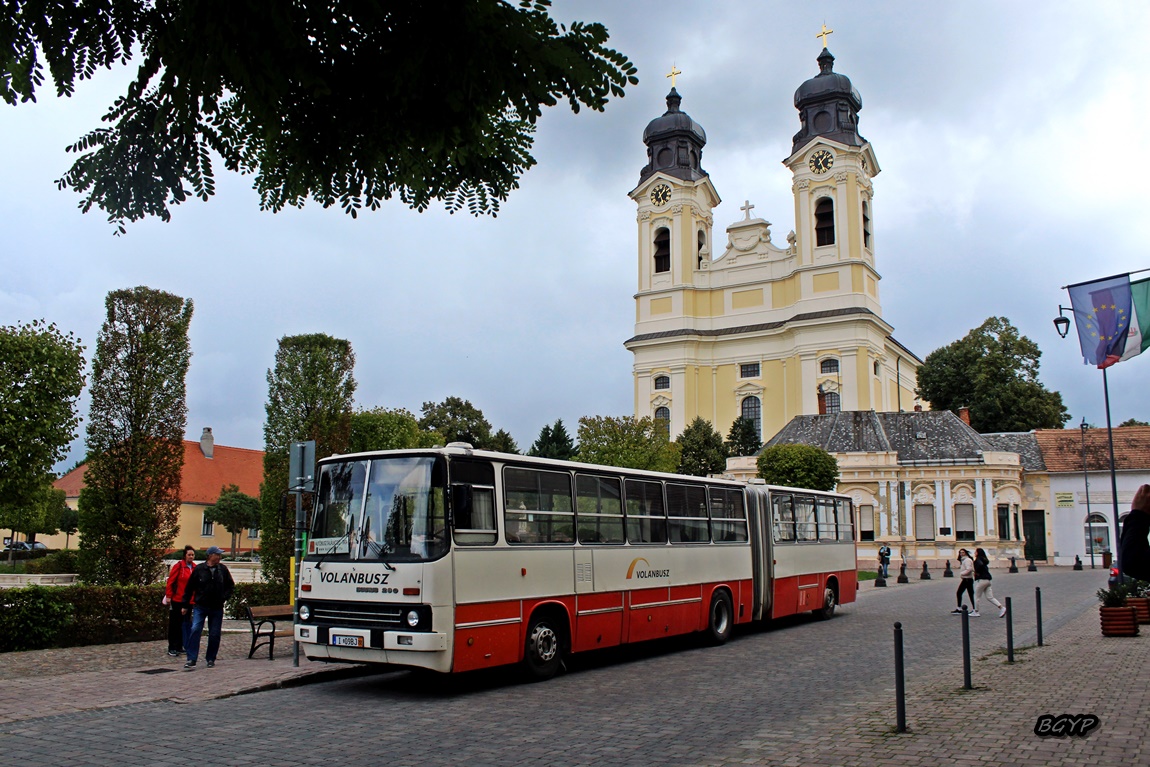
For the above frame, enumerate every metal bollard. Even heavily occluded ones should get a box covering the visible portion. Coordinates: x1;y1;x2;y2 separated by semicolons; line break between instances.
1008;556;1019;573
943;559;954;577
1073;555;1083;571
1036;587;1043;647
1006;597;1014;663
875;563;887;588
894;622;906;733
961;606;972;689
897;562;909;584
920;562;931;580
1027;558;1038;572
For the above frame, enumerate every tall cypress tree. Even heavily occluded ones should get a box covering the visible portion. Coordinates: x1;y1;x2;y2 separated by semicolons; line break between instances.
259;334;356;585
78;287;193;585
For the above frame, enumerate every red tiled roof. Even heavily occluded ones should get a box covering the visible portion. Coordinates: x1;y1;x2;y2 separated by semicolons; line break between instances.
55;440;265;504
1034;426;1150;473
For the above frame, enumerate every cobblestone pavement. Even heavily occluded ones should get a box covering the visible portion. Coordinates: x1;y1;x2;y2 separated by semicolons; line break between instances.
0;567;1140;766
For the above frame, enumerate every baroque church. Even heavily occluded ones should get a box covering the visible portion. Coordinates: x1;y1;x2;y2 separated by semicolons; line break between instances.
625;47;921;444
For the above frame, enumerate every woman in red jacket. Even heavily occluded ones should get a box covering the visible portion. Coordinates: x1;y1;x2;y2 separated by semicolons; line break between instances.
165;545;196;656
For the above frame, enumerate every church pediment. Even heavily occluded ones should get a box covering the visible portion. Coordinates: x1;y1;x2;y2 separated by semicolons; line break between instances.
714;215;788;266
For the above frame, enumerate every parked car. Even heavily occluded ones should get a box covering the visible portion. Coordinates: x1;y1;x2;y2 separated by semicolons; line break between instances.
2;541;47;552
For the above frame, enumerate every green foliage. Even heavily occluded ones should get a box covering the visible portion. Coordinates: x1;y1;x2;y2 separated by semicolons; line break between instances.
4;0;637;232
205;484;261;555
78;287;193;586
575;415;681;473
529;419;577;460
260;334;356;585
419;397;493;447
489;429;520;454
0;320;86;514
1098;584;1129;607
916;317;1069;433
25;549;78;574
58;504;79;548
0;584;168;652
227;581;292;619
676;417;728;477
1120;418;1149;427
1;481;69;547
756;444;840;491
0;585;74;652
725;417;762;457
349;407;437;452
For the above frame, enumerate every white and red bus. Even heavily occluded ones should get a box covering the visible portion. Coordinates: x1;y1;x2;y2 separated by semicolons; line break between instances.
294;444;856;679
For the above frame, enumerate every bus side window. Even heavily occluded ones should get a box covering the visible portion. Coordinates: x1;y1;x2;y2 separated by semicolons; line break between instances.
625;479;667;544
667;483;708;543
794;496;817;541
772;494;795;542
576;474;624;544
836;498;855;541
816;498;837;541
451;484;497;545
708;487;748;542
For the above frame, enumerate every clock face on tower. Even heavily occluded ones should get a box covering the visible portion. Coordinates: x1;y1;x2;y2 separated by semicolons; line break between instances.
808;149;834;174
650;183;672;206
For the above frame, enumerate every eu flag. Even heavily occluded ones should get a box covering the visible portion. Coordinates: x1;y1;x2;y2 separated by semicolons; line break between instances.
1068;274;1132;368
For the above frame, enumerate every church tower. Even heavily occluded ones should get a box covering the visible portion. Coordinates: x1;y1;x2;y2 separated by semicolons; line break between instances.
626;51;920;445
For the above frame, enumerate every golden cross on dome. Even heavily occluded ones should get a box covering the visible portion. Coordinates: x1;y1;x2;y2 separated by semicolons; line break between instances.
666;65;681;87
816;23;834;48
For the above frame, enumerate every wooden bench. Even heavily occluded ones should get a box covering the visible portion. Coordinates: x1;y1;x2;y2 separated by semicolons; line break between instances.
245;604;295;660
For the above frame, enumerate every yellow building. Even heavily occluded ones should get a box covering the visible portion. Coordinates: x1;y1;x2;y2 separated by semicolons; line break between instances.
626;48;920;441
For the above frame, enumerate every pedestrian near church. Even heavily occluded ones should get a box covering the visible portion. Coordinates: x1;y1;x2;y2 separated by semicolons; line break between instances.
973;547;1006;618
952;548;977;616
183;545;235;670
1119;484;1150;582
164;545;196;656
878;543;891;578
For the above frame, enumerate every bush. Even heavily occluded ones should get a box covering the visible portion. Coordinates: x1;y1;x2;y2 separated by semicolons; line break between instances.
25;550;78;574
0;585;75;652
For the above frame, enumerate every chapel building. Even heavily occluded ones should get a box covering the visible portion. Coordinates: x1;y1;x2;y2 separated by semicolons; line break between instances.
625;48;921;442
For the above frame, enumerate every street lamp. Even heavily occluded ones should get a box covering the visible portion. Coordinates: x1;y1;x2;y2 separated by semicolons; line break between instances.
1080;418;1095;569
1053;306;1071;338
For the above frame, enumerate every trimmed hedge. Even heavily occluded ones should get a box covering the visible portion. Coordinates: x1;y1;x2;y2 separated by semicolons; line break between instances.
25;550;78;574
0;579;292;652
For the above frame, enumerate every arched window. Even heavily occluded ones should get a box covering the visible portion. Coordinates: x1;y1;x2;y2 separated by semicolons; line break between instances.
824;391;841;414
654;406;671;438
697;230;706;269
873;360;880;376
862;200;872;250
821;358;839;374
653;375;670;390
1085;513;1110;555
815;197;835;246
741;396;761;440
654;227;670;273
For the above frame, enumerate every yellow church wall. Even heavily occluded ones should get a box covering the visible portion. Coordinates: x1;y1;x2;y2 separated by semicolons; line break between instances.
855;348;872;410
865;272;877;297
851;264;865;293
772;275;800;310
650;296;673;315
731;288;764;309
843;174;861;256
812;272;840;293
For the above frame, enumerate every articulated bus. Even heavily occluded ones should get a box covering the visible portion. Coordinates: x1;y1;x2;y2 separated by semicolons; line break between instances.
294;444;856;679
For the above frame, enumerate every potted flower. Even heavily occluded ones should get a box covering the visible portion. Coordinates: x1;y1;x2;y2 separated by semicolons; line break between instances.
1098;584;1139;637
1126;580;1150;624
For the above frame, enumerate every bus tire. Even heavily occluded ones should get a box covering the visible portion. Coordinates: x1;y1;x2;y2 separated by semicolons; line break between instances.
522;613;564;681
812;585;836;620
706;590;733;645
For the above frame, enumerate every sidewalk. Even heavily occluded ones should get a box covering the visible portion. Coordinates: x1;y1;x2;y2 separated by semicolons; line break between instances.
0;621;372;724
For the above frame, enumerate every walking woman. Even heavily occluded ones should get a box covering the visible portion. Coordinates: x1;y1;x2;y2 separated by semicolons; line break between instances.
974;547;1006;618
165;545;196;656
952;548;977;615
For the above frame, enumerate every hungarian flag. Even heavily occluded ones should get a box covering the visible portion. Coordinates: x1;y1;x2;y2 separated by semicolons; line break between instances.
1068;273;1150;368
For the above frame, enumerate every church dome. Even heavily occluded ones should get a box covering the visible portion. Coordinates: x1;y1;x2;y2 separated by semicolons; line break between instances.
639;88;708;183
791;48;866;155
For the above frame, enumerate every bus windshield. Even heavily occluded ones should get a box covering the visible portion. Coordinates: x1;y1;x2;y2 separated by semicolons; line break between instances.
309;455;448;562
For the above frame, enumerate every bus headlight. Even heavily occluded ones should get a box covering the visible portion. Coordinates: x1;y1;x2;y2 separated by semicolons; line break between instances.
405;610;420;628
298;604;310;621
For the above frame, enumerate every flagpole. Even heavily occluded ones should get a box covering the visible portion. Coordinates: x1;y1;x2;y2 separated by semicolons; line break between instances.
1102;367;1122;569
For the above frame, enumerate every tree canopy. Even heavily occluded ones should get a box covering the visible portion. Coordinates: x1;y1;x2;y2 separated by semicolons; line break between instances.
676;417;728;477
0;319;86;513
756;444;839;491
916;317;1069;433
1120;418;1149;427
575;415;680;473
204;484;261;556
725;417;762;458
349;407;441;452
419;397;493;448
78;286;193;585
528;419;577;460
3;0;637;232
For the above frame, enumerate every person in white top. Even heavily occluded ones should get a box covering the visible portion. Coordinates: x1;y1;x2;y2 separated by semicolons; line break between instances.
952;548;977;616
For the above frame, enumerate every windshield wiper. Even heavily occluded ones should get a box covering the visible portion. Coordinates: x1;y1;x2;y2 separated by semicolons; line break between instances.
313;528;353;571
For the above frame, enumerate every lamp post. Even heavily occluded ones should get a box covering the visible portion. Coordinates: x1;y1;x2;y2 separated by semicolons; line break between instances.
1080;418;1095;569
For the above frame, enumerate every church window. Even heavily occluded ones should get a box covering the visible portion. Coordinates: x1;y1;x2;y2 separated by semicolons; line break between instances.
914;505;935;541
873;360;880;376
824;392;841;414
814;198;835;246
862;200;872;250
697;230;706;269
654;375;670;390
739;363;760;379
654;407;670;436
740;396;761;440
654;227;670;273
820;359;839;374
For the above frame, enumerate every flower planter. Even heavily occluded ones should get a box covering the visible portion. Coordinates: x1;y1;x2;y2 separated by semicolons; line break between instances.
1126;596;1150;624
1100;605;1140;637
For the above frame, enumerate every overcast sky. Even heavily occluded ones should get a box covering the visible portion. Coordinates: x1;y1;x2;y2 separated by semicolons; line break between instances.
3;1;1149;468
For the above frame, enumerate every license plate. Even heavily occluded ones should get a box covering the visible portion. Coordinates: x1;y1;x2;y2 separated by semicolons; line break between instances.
331;634;364;648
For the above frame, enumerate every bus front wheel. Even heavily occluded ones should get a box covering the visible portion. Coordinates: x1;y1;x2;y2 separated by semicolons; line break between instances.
522;614;563;681
812;585;836;620
706;591;733;645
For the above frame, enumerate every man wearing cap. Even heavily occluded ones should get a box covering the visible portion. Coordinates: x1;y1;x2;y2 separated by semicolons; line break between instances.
183;546;235;670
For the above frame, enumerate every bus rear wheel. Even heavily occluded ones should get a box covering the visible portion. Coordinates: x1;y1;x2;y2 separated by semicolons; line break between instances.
812;585;836;620
522;614;563;681
706;591;733;645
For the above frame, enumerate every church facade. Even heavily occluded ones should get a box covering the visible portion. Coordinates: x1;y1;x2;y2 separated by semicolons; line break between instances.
624;48;921;443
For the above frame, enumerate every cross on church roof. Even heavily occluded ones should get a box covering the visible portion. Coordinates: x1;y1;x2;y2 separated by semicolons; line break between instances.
816;23;833;48
740;200;755;220
666;65;681;87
